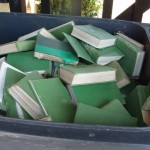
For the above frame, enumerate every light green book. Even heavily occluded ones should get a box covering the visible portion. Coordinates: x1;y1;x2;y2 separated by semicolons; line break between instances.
71;25;116;49
0;40;35;56
60;64;116;85
81;42;124;65
29;78;76;123
126;85;150;126
49;21;75;40
101;99;131;117
67;81;125;107
8;71;46;120
116;35;145;77
7;51;50;73
63;33;95;63
3;68;32;119
106;61;130;88
34;32;79;65
74;103;137;126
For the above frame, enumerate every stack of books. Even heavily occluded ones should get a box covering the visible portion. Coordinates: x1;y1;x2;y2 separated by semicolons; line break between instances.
0;20;147;127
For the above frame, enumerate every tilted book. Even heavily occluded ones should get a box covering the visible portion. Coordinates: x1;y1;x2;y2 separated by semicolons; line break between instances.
48;21;75;40
81;42;124;65
59;64;116;85
3;68;32;119
74;103;137;126
0;62;26;107
116;32;144;49
29;78;76;123
34;31;79;65
126;85;150;126
63;33;95;64
0;40;35;56
18;21;75;41
116;35;145;77
67;81;125;107
71;25;116;49
7;51;50;74
8;71;47;120
106;61;130;88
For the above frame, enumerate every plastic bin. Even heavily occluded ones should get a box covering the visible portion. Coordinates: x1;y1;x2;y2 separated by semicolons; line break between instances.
0;13;150;149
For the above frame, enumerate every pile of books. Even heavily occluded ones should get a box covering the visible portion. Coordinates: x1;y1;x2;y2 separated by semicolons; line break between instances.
0;21;147;127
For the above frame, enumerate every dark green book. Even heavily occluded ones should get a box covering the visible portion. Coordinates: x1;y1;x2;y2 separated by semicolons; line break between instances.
71;25;116;49
81;42;124;65
116;35;145;77
29;78;76;123
49;21;75;40
126;85;150;126
67;81;125;107
63;33;95;63
34;32;79;65
3;68;32;119
7;51;50;73
74;103;137;126
60;64;116;85
8;71;46;120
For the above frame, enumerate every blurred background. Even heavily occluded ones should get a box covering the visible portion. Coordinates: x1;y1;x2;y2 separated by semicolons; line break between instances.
0;0;150;23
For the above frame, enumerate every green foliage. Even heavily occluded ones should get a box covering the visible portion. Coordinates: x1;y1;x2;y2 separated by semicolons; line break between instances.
82;0;103;17
36;0;103;17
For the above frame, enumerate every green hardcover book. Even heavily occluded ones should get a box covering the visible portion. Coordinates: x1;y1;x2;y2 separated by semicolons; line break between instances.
3;68;32;119
74;103;137;126
7;51;50;73
115;35;145;77
8;71;46;120
0;40;35;56
71;25;116;49
29;78;76;123
49;21;75;40
60;64;116;85
18;27;57;41
63;33;95;63
34;32;79;65
81;42;124;65
126;85;150;126
67;81;125;107
101;99;131;117
106;61;130;88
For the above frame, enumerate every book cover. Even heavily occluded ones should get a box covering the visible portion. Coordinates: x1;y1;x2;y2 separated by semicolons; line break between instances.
116;35;145;76
101;99;131;117
81;42;124;65
29;78;76;123
49;21;75;40
60;64;116;85
35;32;79;65
0;62;26;106
67;81;125;107
106;61;130;88
71;25;116;49
63;33;95;63
3;68;32;119
7;51;50;73
8;71;46;120
74;103;137;126
126;85;150;126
